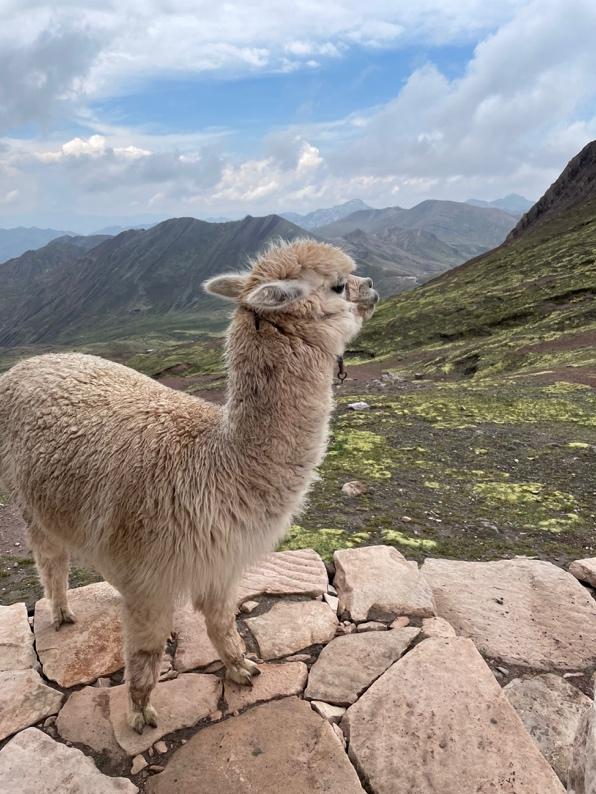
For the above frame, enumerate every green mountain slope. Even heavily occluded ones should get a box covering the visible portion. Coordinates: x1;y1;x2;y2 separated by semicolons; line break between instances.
360;192;596;382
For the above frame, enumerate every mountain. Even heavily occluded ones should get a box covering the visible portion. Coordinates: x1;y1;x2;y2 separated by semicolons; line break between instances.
359;143;596;382
507;140;596;241
466;194;533;214
281;200;371;230
0;215;312;346
0;227;72;263
314;199;517;291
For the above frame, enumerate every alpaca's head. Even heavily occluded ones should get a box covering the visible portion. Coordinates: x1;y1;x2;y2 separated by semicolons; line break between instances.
203;239;378;355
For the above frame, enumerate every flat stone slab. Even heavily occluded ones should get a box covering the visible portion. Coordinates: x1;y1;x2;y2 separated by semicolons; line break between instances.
343;637;565;794
35;581;124;687
305;627;420;706
334;545;434;622
569;698;596;794
0;602;38;672
0;669;63;741
246;601;338;659
56;686;125;761
224;661;307;712
422;558;596;670
146;697;364;793
569;558;596;588
0;727;136;792
110;673;221;755
504;674;592;784
237;548;328;603
173;605;219;672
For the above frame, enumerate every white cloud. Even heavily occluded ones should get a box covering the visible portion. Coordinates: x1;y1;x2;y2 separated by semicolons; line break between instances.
1;0;596;226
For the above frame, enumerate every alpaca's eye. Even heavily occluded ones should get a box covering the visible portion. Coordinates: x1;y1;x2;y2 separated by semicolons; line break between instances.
331;283;346;294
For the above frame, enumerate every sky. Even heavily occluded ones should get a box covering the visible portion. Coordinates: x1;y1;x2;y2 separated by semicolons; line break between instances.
1;0;595;232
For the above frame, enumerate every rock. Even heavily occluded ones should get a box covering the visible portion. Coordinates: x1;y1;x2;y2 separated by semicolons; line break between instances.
145;697;364;794
285;653;311;663
355;621;387;632
224;661;307;712
131;755;148;774
0;669;63;741
0;728;137;792
569;558;596;588
332;722;346;748
311;701;346;723
110;673;221;756
324;593;339;612
341;480;367;497
239;600;259;614
422;558;596;670
94;676;112;687
305;628;420;706
56;686;124;760
504;674;592;784
568;698;596;794
343;637;565;794
159;669;178;682
246;601;338;659
172;605;219;672
149;765;164;773
0;602;38;672
34;581;124;687
237;548;328;603
390;616;410;629
421;616;456;639
334;545;434;622
153;740;167;754
327;584;337;596
347;402;370;411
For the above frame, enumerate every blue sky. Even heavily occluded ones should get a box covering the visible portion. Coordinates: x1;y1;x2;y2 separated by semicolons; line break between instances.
1;1;595;231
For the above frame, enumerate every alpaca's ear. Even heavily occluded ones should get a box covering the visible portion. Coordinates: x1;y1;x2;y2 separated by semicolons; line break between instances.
245;279;311;311
203;273;248;301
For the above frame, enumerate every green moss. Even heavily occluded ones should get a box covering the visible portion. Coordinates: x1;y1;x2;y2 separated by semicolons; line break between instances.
277;525;370;561
381;529;438;550
325;429;394;479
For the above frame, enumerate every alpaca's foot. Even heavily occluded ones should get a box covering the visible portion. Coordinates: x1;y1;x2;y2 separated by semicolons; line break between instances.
225;657;261;687
52;605;76;631
127;703;158;734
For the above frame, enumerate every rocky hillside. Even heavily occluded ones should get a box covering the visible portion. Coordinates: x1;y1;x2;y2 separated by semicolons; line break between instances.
358;146;596;382
0;215;310;345
315;199;517;291
508;139;596;240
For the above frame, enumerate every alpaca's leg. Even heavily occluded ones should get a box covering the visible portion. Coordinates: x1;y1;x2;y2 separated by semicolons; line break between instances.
123;598;171;733
28;523;75;630
201;596;260;687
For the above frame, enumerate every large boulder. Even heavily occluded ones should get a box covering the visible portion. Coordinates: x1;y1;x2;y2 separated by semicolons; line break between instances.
334;546;434;622
245;601;338;659
146;697;364;793
0;728;136;792
504;674;592;784
305;628;420;706
0;669;63;742
569;558;596;588
224;661;308;712
568;696;596;794
342;637;565;794
172;605;219;672
422;558;596;670
34;581;124;687
237;548;328;602
0;602;38;672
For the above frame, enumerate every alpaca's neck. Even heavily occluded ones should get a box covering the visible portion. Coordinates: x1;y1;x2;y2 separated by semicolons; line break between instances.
223;310;335;493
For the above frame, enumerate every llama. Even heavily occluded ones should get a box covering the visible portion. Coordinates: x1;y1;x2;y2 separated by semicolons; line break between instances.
0;239;378;733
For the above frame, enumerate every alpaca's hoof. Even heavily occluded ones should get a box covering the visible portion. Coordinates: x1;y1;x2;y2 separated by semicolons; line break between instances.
128;704;158;734
242;658;261;678
226;667;253;687
52;607;77;631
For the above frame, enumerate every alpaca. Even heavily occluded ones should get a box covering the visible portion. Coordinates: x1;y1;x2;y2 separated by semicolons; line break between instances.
0;239;378;733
